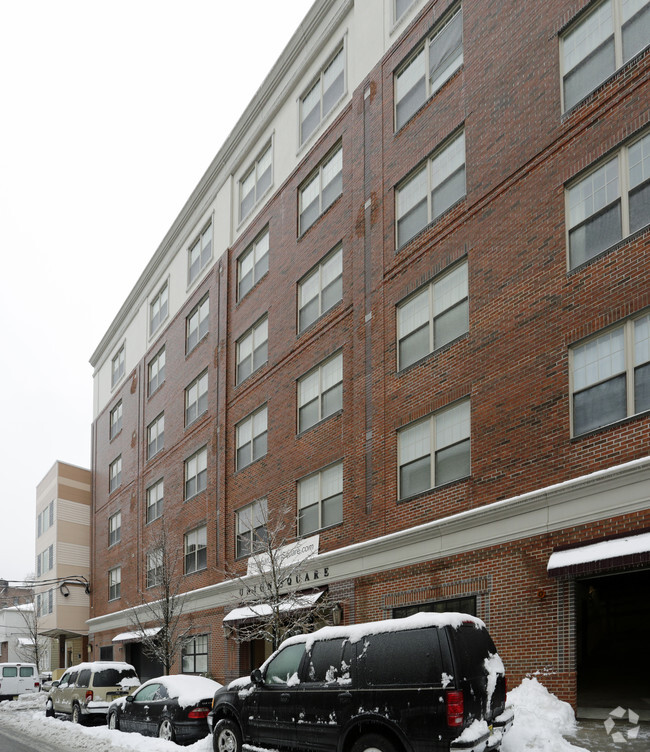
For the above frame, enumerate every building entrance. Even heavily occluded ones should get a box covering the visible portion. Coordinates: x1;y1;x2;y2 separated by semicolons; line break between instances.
576;569;650;714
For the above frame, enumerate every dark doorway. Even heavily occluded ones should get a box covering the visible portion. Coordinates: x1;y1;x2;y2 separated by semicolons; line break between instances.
124;642;164;682
576;569;650;711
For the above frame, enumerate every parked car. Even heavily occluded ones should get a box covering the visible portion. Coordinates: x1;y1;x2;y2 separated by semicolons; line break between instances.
208;613;514;752
0;662;40;700
107;674;222;744
39;671;53;693
45;661;139;724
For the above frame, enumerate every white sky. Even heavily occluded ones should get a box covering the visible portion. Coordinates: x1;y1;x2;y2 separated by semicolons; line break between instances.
0;0;312;583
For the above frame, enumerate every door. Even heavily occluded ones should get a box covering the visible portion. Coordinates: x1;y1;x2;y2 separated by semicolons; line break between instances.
246;642;305;748
121;682;164;735
17;665;35;694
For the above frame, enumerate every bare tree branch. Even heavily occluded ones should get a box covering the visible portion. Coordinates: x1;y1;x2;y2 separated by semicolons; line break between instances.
14;585;50;674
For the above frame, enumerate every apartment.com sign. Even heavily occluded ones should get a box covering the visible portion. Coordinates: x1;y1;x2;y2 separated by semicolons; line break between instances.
246;535;320;577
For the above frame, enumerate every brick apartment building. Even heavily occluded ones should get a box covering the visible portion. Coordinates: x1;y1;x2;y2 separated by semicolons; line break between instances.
87;0;649;714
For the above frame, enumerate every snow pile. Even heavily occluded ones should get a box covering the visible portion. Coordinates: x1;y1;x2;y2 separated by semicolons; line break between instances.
502;678;588;752
159;674;221;707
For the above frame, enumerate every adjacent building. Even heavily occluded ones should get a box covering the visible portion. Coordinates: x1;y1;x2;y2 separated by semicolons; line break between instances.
87;0;650;715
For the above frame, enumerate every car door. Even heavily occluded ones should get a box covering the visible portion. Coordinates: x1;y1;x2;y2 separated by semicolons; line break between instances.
123;682;163;736
18;665;35;694
246;642;305;749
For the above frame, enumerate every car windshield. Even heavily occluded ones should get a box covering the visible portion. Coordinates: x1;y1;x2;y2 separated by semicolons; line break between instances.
94;668;138;687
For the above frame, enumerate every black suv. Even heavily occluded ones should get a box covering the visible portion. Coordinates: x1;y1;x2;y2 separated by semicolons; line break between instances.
208;613;513;752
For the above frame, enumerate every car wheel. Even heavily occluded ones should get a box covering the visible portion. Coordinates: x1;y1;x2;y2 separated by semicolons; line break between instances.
71;703;85;725
158;718;176;741
108;711;120;730
213;718;243;752
45;699;54;718
351;734;398;752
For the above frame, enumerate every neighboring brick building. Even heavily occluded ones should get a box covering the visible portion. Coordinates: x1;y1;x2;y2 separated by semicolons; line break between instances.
88;0;650;715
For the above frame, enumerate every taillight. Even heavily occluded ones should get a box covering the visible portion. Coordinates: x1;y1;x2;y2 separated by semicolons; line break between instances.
446;690;464;727
85;690;94;702
188;707;210;719
34;681;40;689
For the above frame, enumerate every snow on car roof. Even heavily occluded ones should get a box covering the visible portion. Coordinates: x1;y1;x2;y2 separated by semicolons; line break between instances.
61;661;136;672
136;674;222;708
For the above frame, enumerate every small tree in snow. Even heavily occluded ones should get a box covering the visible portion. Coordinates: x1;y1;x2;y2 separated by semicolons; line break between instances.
14;582;50;673
225;503;333;651
127;521;191;674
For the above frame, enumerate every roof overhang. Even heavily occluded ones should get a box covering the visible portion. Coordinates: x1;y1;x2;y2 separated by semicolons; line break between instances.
223;591;324;624
547;531;650;578
112;627;161;643
41;628;88;639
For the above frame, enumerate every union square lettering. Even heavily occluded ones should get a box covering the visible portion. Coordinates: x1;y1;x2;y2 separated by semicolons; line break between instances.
238;567;330;597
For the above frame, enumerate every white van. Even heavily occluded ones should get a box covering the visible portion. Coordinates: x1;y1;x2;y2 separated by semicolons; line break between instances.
0;662;40;700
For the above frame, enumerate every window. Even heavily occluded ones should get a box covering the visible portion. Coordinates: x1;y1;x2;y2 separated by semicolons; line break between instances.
561;0;649;111
109;456;122;493
395;5;463;129
236;317;268;384
108;511;121;547
109;401;123;440
148;347;166;395
571;313;650;435
146;479;164;523
236;405;268;470
265;644;306;685
188;223;213;285
298;245;343;332
298;461;343;536
37;501;54;537
394;0;416;23
300;45;345;145
567;131;650;267
184;525;207;574
187;296;209;353
236;498;268;558
393;595;477;618
150;283;168;336
111;344;125;388
146;413;164;460
238;228;269;300
299;146;343;234
185;447;207;499
182;634;208;673
108;567;121;601
397;261;468;369
396;130;466;248
146;549;163;588
240;143;272;221
398;399;471;499
364;629;442;686
185;371;208;426
298;352;343;432
36;544;54;576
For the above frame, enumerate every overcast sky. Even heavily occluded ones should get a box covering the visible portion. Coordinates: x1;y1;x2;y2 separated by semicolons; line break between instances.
0;0;312;583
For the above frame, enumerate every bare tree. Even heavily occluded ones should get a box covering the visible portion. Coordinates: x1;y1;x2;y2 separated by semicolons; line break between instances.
14;582;50;674
225;505;333;651
127;521;191;674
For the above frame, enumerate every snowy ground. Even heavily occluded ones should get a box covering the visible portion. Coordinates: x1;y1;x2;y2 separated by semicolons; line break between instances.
0;679;647;752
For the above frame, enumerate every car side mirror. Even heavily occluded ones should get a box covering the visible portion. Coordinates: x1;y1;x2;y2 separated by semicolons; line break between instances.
250;669;263;685
125;695;135;703
51;681;60;688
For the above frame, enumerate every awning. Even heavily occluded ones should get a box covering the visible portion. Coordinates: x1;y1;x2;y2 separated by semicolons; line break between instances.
547;531;650;578
223;591;324;623
112;627;161;643
16;637;35;647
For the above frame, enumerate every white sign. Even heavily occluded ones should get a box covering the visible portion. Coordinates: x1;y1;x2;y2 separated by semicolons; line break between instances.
246;534;320;576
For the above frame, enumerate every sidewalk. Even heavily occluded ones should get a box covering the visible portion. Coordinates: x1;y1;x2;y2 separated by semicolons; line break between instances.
572;719;650;751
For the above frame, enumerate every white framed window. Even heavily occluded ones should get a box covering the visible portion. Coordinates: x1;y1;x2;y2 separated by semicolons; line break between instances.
146;479;164;523
147;413;165;459
298;352;343;433
36;544;54;576
238;228;270;300
571;312;650;435
398;399;470;499
298;461;343;536
182;635;208;673
236;316;268;384
185;446;207;500
108;567;121;601
236;405;268;470
184;525;207;574
240;142;272;222
108;511;121;547
109;401;123;440
561;0;649;111
185;370;208;426
299;146;343;235
298;244;343;333
188;222;213;285
186;295;209;353
397;261;468;370
109;456;122;493
148;347;166;396
150;282;169;337
394;0;416;23
37;501;54;538
395;5;463;130
396;129;466;248
567;131;649;268
146;549;163;588
111;344;125;388
300;44;345;146
236;498;268;558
